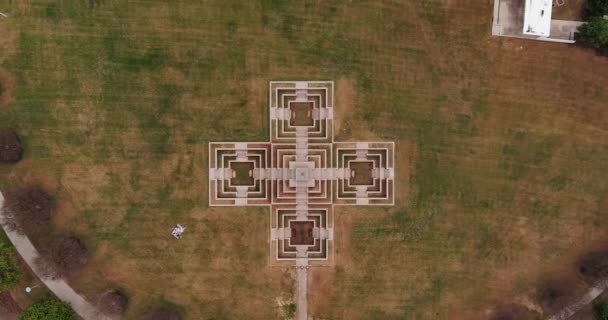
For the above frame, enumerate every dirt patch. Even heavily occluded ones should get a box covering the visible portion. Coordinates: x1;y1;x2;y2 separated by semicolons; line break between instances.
0;292;21;319
0;68;14;107
552;0;586;20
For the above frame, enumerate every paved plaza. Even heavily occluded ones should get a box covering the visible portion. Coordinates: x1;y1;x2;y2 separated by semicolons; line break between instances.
209;81;395;319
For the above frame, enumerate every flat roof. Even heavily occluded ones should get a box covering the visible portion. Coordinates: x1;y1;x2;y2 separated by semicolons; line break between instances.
523;0;552;36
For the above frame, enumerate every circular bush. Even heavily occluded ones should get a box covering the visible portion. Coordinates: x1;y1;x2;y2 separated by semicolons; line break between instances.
19;298;76;320
98;290;128;315
38;236;88;279
0;129;23;164
596;303;608;320
3;187;54;235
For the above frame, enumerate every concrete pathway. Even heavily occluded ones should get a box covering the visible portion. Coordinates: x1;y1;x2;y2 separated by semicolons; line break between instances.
546;278;608;320
295;260;308;320
0;192;109;320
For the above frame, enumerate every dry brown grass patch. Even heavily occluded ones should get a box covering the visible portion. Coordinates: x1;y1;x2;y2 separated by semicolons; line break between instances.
0;68;14;107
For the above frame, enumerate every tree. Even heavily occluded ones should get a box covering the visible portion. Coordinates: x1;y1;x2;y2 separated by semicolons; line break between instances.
586;0;608;19
37;236;88;279
144;306;181;320
0;129;23;164
0;242;22;293
98;290;128;316
578;17;608;49
596;303;608;320
19;298;76;320
2;187;54;236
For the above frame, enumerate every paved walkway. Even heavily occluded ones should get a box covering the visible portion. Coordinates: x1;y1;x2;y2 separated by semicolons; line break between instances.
546;278;608;320
295;261;308;320
0;192;108;320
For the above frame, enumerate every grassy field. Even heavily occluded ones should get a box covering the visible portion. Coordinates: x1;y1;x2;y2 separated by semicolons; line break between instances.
0;0;607;319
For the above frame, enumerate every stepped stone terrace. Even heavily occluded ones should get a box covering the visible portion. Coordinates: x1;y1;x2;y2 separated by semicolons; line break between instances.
208;81;395;265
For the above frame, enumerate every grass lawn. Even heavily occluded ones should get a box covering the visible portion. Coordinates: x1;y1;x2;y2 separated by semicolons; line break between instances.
230;162;254;186
0;0;607;319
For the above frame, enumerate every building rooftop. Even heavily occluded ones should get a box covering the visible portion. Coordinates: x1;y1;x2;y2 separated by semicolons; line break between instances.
523;0;553;36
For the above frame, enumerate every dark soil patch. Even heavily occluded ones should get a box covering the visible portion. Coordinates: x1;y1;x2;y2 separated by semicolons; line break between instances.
579;251;608;284
0;129;23;164
98;289;128;315
350;161;373;185
37;236;88;279
0;292;21;314
144;307;181;320
489;304;540;320
290;221;314;245
2;187;54;236
537;279;584;315
0;68;13;107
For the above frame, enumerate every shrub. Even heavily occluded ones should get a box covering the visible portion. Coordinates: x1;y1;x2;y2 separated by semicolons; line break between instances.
579;251;608;283
98;290;128;315
37;236;88;279
2;187;54;236
144;306;181;320
586;0;608;19
283;303;296;318
596;303;608;320
0;242;21;293
0;129;23;164
19;298;76;320
578;17;608;49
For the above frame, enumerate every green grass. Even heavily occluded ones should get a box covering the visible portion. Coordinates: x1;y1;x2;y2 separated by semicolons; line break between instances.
0;0;607;319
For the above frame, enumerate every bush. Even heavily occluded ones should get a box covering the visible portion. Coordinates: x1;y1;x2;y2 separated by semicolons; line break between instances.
144;307;181;320
2;187;54;236
596;303;608;320
98;290;128;315
579;251;608;283
19;298;76;320
0;242;22;293
578;17;608;49
0;129;23;164
37;236;88;279
283;303;296;318
586;0;608;19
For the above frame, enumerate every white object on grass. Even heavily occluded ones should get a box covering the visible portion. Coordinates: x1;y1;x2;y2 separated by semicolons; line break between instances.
171;224;186;239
